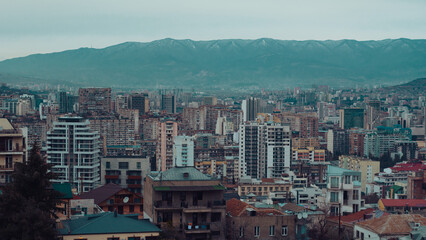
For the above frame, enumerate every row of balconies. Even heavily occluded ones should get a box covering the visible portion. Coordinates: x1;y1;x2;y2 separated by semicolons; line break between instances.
154;200;226;209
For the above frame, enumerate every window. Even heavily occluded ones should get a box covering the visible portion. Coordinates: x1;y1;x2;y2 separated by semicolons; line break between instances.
106;161;110;169
331;177;339;188
239;226;244;237
330;192;339;202
107;238;119;240
344;175;351;184
356;230;359;238
129;205;134;213
361;232;364;240
254;226;260;237
137;162;141;169
128;237;141;240
180;192;186;201
5;156;13;168
281;225;288;236
353;190;359;200
119;162;129;169
269;225;275;236
211;212;221;222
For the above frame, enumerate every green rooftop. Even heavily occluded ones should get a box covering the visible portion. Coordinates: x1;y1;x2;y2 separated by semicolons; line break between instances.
58;212;160;236
52;183;73;199
327;165;361;176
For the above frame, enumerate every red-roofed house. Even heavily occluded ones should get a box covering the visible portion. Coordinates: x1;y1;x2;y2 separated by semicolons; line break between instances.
327;209;377;238
226;198;296;239
379;199;426;214
79;183;143;215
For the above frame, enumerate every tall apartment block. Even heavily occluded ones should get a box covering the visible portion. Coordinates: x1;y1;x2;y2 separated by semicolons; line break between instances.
299;116;319;138
239;121;291;179
47;117;101;193
0;118;27;185
129;93;149;114
327;128;349;155
365;100;381;130
78;88;112;116
173;136;195;167
339;108;364;129
156;119;178;171
161;94;176;114
242;97;260;122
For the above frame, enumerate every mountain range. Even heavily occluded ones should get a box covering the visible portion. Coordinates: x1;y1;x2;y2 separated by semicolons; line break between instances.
0;38;425;89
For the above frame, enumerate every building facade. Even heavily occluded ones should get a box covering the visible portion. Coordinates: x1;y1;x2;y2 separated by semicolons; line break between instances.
47;117;101;193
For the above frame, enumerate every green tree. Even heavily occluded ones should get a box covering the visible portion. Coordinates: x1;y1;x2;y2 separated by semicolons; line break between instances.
0;143;62;239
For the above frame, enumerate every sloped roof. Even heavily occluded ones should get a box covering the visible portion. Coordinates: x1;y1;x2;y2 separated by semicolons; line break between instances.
390;162;425;172
149;167;216;181
280;203;306;213
329;208;374;224
52;183;73;199
356;214;426;236
381;199;426;208
226;198;284;217
78;183;123;204
58;212;160;236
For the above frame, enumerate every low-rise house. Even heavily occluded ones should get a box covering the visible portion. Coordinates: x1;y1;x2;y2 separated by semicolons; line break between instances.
57;211;161;240
143;166;227;240
354;214;426;240
79;183;143;215
226;198;296;240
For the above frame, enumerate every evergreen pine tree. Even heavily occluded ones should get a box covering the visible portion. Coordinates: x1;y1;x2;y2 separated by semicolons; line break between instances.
0;143;62;239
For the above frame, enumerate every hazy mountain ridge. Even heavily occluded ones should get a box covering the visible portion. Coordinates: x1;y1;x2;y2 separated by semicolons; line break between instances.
0;38;425;88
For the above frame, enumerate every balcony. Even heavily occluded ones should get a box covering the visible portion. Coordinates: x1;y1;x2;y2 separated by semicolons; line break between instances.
105;175;120;180
0;147;24;154
127;175;142;180
127;184;142;189
184;223;211;234
154;200;181;210
0;165;13;171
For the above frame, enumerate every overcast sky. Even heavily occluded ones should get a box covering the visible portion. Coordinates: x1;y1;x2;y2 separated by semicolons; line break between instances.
1;0;425;60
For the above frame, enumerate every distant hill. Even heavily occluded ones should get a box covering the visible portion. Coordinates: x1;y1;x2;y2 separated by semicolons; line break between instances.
0;38;425;89
386;77;426;93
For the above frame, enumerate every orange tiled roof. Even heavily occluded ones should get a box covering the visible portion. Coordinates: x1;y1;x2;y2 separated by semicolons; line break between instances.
328;208;374;223
356;214;426;236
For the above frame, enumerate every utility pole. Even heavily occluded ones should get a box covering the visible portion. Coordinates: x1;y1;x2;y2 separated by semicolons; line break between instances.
338;202;341;239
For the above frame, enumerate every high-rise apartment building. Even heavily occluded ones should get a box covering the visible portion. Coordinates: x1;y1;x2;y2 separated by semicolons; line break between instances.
242;97;260;122
161;94;176;114
129;93;149;114
365;100;381;130
173;136;194;167
339;108;364;129
78;88;112;116
327;128;349;155
299;116;319;138
239;121;291;179
156;119;178;171
47;117;101;193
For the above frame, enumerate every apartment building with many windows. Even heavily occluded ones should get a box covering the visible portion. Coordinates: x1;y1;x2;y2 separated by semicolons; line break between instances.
47;117;101;193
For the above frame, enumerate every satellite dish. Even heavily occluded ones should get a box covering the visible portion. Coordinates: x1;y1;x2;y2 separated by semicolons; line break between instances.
123;197;129;203
297;213;302;219
303;212;308;219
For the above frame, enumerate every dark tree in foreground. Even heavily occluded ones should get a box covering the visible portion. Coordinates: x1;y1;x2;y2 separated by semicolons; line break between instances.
0;144;62;240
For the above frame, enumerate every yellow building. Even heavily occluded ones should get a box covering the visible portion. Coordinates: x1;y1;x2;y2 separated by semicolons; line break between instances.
0;118;27;185
339;155;380;193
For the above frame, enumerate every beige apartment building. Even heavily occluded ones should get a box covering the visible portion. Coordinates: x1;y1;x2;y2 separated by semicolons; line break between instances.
339;155;380;193
0;118;27;185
